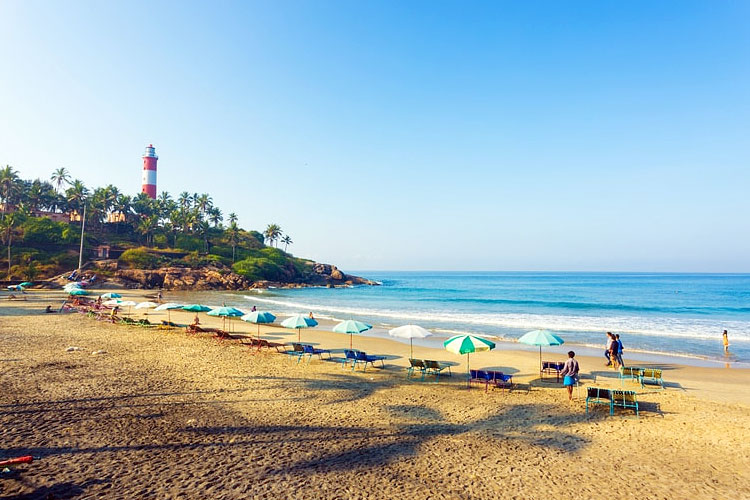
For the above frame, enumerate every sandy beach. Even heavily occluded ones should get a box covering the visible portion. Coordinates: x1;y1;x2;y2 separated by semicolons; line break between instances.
2;290;749;499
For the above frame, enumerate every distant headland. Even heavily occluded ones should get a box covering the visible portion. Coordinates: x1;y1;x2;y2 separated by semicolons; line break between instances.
0;158;376;290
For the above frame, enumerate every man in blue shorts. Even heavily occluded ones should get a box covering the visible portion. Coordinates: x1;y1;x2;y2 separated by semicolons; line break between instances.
560;351;579;401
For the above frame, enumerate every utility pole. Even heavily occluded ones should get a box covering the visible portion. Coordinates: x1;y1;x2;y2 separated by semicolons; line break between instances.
77;202;86;273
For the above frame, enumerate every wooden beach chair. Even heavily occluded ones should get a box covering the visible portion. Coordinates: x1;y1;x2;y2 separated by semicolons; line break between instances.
424;360;452;381
640;368;664;390
407;359;427;381
612;390;639;416
620;366;643;387
586;387;614;416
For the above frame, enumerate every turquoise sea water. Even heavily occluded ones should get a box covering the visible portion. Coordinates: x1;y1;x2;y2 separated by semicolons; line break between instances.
183;272;750;366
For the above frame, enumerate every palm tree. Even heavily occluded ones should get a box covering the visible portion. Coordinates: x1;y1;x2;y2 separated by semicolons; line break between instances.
136;214;159;247
281;235;293;252
178;191;191;211
66;180;89;214
0;165;21;207
196;193;213;216
227;220;240;263
0;203;27;279
228;212;238;225
50;167;71;193
207;207;223;228
263;223;282;247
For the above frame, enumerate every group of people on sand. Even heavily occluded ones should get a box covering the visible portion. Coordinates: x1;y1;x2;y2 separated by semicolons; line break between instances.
604;332;624;369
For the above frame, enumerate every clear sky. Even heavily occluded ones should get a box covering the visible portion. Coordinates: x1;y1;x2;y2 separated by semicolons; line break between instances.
1;1;749;272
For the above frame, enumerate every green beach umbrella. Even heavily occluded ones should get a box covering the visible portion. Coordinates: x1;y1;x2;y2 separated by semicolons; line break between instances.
281;314;318;342
182;304;212;312
518;329;565;374
100;292;122;299
155;302;184;322
333;319;373;349
68;289;90;296
241;311;276;342
444;334;496;375
388;324;433;359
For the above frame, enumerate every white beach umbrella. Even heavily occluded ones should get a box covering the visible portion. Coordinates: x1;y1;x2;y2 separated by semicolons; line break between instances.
154;302;184;322
135;301;159;310
388;324;433;359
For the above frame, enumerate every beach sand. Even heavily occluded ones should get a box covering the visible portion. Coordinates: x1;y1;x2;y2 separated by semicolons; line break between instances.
1;290;749;499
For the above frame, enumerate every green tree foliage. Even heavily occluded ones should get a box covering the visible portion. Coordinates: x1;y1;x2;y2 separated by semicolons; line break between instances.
118;248;162;269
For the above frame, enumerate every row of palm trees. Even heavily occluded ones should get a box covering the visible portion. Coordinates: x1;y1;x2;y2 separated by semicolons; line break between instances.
0;165;294;277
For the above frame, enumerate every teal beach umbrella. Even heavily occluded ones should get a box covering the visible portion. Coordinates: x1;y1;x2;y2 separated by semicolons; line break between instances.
518;329;565;373
241;311;276;342
69;289;90;296
281;314;318;342
182;304;212;312
444;334;496;374
19;282;33;287
333;320;372;349
208;306;244;331
100;292;122;299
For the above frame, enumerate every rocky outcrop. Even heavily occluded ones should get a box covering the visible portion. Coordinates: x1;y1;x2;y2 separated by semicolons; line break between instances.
115;266;250;290
113;262;378;290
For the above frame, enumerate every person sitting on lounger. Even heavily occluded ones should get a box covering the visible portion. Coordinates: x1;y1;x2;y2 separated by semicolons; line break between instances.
559;351;579;401
110;306;120;323
45;305;56;313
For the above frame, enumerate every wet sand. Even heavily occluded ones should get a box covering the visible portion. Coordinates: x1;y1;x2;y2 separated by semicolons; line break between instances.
1;290;749;499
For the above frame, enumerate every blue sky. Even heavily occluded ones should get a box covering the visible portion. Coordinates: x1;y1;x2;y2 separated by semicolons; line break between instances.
1;1;748;272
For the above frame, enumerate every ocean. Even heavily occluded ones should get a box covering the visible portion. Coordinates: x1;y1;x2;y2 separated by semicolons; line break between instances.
174;272;750;366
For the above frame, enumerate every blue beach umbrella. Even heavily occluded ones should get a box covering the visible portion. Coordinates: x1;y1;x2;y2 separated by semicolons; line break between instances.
444;334;496;374
281;314;318;342
241;311;276;342
333;320;372;349
518;329;565;373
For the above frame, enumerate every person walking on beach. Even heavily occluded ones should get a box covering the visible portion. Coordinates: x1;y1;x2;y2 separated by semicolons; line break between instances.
615;334;624;368
604;332;614;366
723;330;729;354
559;351;579;401
609;334;620;370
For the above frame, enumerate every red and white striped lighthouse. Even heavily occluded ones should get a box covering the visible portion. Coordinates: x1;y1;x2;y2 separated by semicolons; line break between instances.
141;144;158;199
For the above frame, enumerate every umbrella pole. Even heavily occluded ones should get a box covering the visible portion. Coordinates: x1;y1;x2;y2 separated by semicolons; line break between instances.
467;352;471;389
350;333;353;350
539;346;542;375
298;328;301;343
410;338;413;360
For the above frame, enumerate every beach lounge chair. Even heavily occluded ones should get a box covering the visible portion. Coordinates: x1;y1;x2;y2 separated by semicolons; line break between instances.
287;343;308;364
424;360;452;381
620;366;643;386
541;361;565;382
640;368;664;389
341;349;359;369
586;387;614;416
612;390;639;416
486;370;513;391
352;351;385;371
407;359;427;380
303;344;331;361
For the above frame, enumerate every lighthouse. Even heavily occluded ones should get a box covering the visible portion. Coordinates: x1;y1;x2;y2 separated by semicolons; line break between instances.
141;144;158;199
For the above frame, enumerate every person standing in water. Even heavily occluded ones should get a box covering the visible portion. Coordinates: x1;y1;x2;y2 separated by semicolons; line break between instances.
723;330;729;354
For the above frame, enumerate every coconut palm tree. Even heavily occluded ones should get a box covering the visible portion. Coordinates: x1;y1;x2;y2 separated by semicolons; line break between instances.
263;223;282;247
50;167;71;193
0;165;21;207
207;206;223;228
281;235;293;252
0;203;27;279
66;180;89;215
227;220;240;263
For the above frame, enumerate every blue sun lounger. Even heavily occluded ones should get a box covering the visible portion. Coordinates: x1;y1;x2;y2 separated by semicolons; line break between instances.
352;351;385;371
